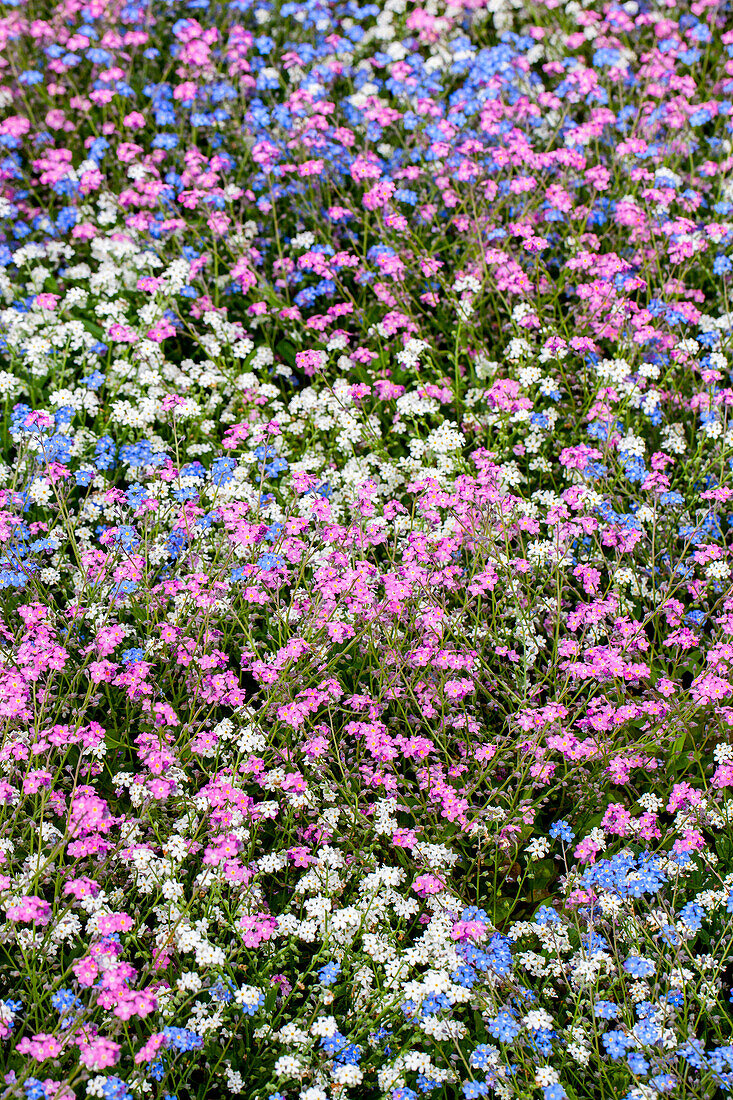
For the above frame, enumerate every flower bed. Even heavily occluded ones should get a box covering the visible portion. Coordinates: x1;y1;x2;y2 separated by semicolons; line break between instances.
0;0;732;1097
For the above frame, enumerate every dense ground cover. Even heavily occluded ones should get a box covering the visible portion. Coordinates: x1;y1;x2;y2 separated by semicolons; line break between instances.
0;0;733;1096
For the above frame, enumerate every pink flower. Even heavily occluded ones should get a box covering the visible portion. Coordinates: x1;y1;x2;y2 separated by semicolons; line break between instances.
97;911;134;934
135;1032;167;1064
174;81;198;100
71;222;97;240
34;293;59;311
123;111;146;129
77;1037;121;1070
116;142;143;163
601;803;633;837
147;777;175;799
295;350;326;377
712;764;733;788
88;660;117;683
147;319;176;343
63;877;98;900
444;678;474;700
412;874;445;897
299;159;324;178
673;830;705;854
451;919;488;943
349;154;382;182
72;957;99;987
240;914;278;947
108;323;138;344
573;836;603;865
666;782;701;813
79;168;103;195
288;847;314;867
362;180;395;210
6;895;51;925
17;1033;64;1060
0;116;30;137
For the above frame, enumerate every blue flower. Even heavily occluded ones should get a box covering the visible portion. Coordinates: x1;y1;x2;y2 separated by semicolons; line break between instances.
56;206;78;233
469;1045;494;1069
416;1074;442;1093
88;137;109;162
126;484;148;509
210;980;235;1003
265;456;289;476
623;456;647;484
678;902;704;932
533;906;560;926
172;486;199;503
257;553;285;571
594;1001;619;1019
603;1030;632;1059
462;1084;489;1099
180;462;206;479
487;1009;521;1043
548;820;575;843
422;992;450;1015
452;964;477;988
162;1027;203;1052
81;370;105;391
543;1087;566;1100
153;134;178;150
634;1018;661;1045
318;961;341;985
94;435;116;470
336;1042;362;1065
51;988;82;1015
321;1032;346;1055
679;1040;707;1069
627;1052;649;1074
210;457;236;487
121;648;145;665
623;956;655;978
581;932;609;955
111;526;139;551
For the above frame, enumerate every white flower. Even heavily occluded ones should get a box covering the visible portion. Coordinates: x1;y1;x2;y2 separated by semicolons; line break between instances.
27;478;53;505
225;1069;244;1093
291;232;315;251
332;1065;364;1086
567;1043;591;1066
525;1009;553;1031
535;1067;559;1086
525;837;551;861
310;1015;339;1038
87;1078;113;1097
404;1051;433;1072
274;1055;304;1078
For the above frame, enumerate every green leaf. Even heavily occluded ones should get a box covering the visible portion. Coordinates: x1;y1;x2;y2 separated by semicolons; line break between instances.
276;339;296;367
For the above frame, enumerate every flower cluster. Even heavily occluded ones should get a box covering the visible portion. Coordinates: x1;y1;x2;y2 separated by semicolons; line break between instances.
0;0;731;1096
